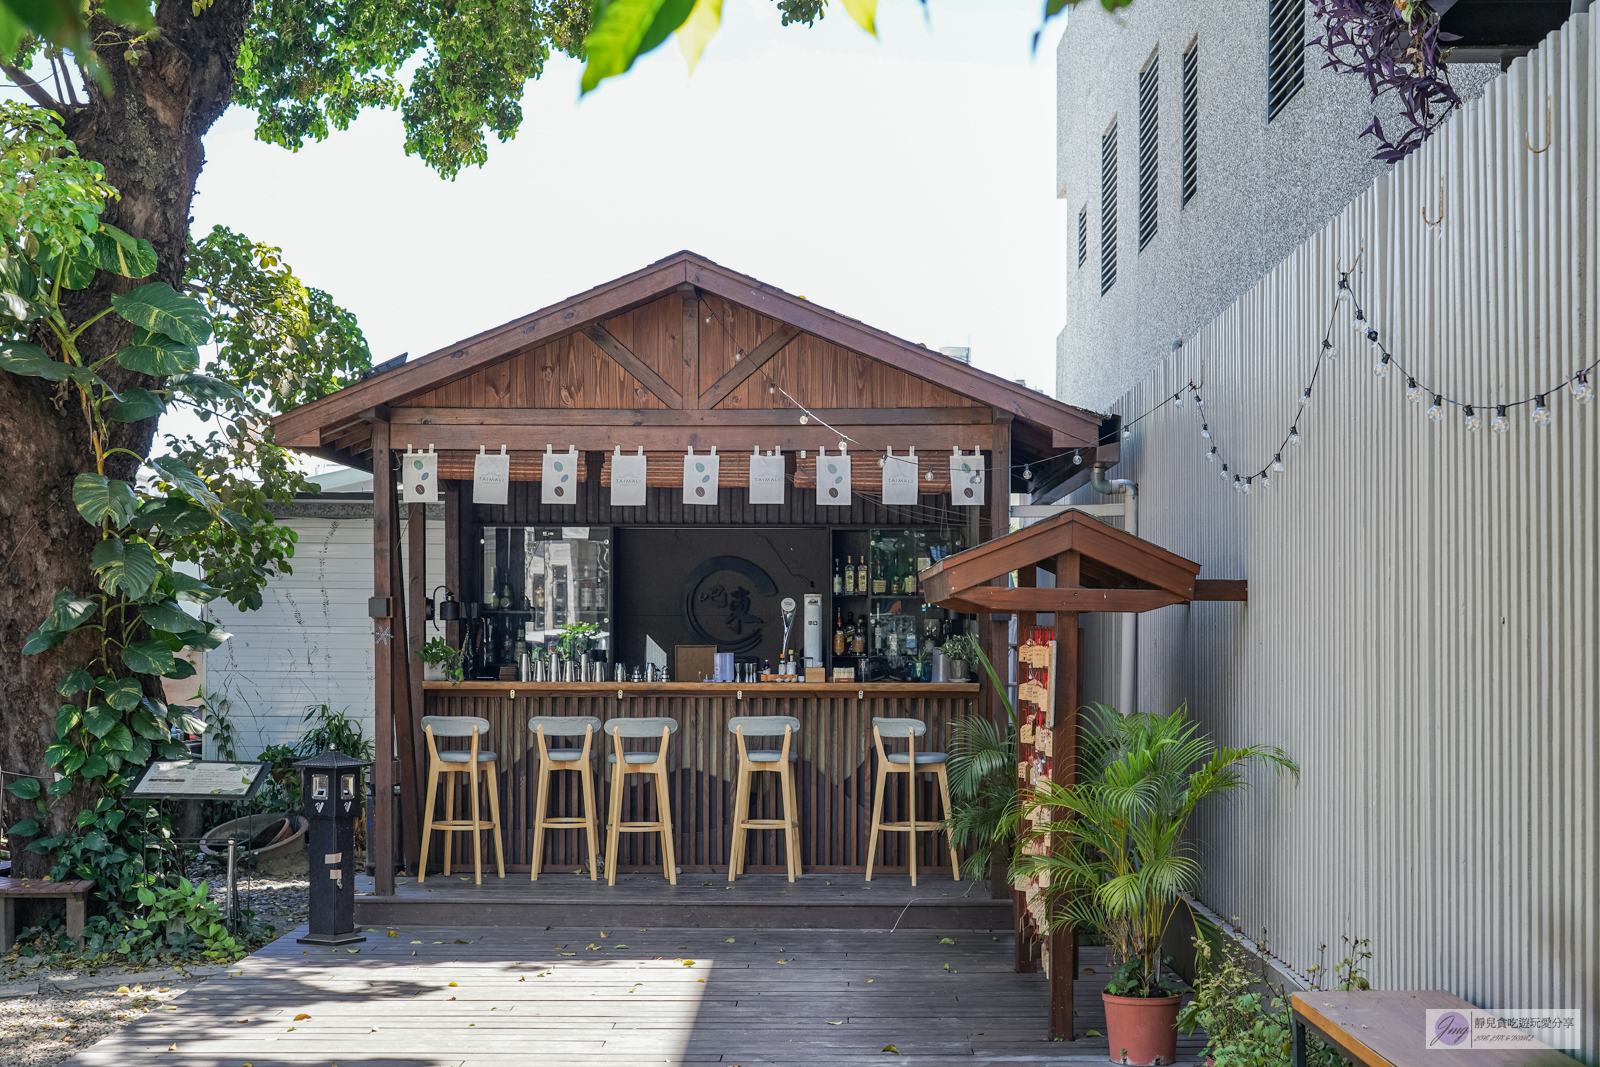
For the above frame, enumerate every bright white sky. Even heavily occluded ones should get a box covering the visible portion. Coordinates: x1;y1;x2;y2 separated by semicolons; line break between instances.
186;0;1068;411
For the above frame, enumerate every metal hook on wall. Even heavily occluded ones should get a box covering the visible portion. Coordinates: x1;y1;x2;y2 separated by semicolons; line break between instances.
1422;178;1446;227
1335;240;1367;277
1526;97;1552;154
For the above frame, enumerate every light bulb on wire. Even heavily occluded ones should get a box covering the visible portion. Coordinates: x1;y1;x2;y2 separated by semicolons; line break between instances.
1300;387;1313;407
1406;377;1424;403
1233;474;1243;493
1260;470;1271;489
1352;308;1368;335
1374;354;1391;378
1464;405;1481;432
1289;425;1302;445
1201;423;1212;439
1220;463;1230;481
1206;447;1218;463
1366;327;1381;351
1022;464;1033;481
1428;396;1444;422
1533;395;1551;426
1491;405;1509;435
1173;391;1184;408
1195;394;1205;410
1335;274;1352;305
1272;454;1284;472
1243;476;1254;495
1573;373;1594;404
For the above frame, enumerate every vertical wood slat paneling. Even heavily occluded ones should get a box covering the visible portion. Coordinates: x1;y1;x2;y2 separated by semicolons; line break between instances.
421;688;975;874
1068;16;1599;1059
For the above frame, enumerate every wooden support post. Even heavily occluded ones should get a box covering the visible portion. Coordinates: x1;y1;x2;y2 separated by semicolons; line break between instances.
680;284;700;406
406;500;428;876
977;410;1014;725
390;494;420;878
1049;546;1082;1040
444;481;460;648
370;419;396;895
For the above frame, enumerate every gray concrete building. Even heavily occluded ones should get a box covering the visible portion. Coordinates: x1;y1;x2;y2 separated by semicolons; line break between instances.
1053;0;1499;411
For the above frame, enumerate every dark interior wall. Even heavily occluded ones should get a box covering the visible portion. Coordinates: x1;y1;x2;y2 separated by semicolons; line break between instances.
613;528;829;668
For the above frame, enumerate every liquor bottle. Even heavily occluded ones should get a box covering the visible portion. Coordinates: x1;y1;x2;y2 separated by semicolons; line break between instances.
833;558;842;595
871;546;886;594
856;556;868;596
852;614;866;654
833;609;845;655
763;658;771;676
844;555;855;595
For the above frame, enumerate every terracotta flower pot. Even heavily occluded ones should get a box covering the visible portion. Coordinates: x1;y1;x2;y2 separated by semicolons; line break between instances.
1102;992;1182;1066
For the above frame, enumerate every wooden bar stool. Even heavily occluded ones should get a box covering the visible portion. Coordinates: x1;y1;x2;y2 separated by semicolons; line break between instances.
603;718;679;886
726;715;802;883
528;716;602;881
418;715;505;884
865;716;960;886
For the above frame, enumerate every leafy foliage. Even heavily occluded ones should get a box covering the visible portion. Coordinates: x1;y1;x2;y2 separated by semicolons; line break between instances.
1311;0;1462;163
942;639;1019;881
1016;704;1298;997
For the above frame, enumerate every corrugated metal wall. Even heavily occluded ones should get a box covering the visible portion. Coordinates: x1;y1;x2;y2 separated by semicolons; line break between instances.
1069;15;1599;1052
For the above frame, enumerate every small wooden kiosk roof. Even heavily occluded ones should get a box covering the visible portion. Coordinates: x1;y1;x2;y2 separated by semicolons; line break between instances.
269;250;1110;479
921;510;1246;614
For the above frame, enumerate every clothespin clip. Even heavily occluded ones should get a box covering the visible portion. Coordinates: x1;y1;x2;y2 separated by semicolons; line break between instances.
614;445;622;458
428;443;435;454
546;444;553;455
636;446;643;456
478;445;486;455
952;445;961;458
710;445;717;456
687;445;695;457
499;444;507;456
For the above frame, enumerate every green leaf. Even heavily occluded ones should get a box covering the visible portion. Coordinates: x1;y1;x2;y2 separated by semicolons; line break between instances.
45;589;97;632
101;676;145;711
149;456;222;515
0;339;58;378
22;623;66;654
121;639;176;675
82;704;120;738
91;538;161;598
8;818;41;837
156;740;189;759
81;830;107;851
139;599;195;635
56;704;82;736
114;331;200;375
72;473;141;526
57;669;94;695
39;244;98;290
59;749;86;774
136;886;157;907
102;722;135;753
838;0;876;34
165;372;244;406
5;777;41;800
106;385;167;422
80;755;108;779
580;0;695;94
111;282;212;346
130;709;168;741
167;570;221;604
75;809;96;828
163;657;197;680
92;224;157;277
174;624;227;651
134;496;211;536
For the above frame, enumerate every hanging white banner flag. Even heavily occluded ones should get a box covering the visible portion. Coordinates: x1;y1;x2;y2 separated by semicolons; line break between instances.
950;448;984;506
541;446;579;505
881;449;919;505
748;449;786;505
683;447;719;504
472;446;509;505
402;448;438;503
817;448;852;506
611;448;647;507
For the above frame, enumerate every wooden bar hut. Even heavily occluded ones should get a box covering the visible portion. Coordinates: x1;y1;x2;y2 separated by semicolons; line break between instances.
269;251;1112;897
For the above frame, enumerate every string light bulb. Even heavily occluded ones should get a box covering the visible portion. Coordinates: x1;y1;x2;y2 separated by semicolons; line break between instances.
1201;423;1212;439
1322;338;1335;360
1206;447;1218;462
1122;425;1132;440
1242;476;1253;495
1366;327;1381;350
1022;464;1033;481
1352;308;1368;335
1406;377;1424;403
1300;387;1313;407
1195;394;1205;410
1233;474;1242;492
1071;450;1083;465
1289;425;1301;445
1173;391;1185;408
1335;274;1353;305
1260;470;1271;489
1574;373;1594;404
1491;405;1509;435
1272;454;1284;472
1464;405;1481;432
1533;396;1551;426
1374;354;1391;378
1220;463;1230;480
1428;396;1444;422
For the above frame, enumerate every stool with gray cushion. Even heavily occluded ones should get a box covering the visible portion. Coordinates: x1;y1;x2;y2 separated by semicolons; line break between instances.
603;718;679;886
528;716;602;881
419;715;505;884
866;716;960;886
726;715;802;882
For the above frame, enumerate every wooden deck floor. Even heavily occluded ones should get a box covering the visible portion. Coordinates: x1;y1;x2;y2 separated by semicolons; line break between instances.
61;925;1206;1066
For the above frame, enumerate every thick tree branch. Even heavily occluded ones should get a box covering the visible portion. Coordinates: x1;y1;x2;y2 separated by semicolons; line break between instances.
2;64;66;111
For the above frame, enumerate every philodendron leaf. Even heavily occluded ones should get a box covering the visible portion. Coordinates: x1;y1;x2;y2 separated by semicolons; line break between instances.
134;496;211;536
0;340;58;378
115;330;200;375
106;385;167;422
101;676;145;711
82;703;120;738
39;244;98;290
102;721;135;753
165;372;244;406
676;0;722;75
580;0;695;94
149;455;221;515
174;624;228;651
121;639;176;675
139;599;196;635
163;657;197;680
57;669;95;695
110;282;212;346
91;537;161;598
130;708;168;741
839;0;876;34
166;570;221;604
72;473;141;526
93;224;157;278
44;589;98;632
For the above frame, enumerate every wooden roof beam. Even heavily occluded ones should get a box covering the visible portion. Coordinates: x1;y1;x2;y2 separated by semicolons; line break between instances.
699;322;803;408
950;586;1188;614
583;324;683;408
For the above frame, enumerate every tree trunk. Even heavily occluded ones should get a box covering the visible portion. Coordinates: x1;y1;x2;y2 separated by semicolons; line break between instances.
0;0;249;875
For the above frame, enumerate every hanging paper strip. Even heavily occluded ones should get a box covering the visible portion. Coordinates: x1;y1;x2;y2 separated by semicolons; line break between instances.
748;451;786;505
683;447;719;504
541;447;579;505
816;448;852;506
402;448;438;503
472;447;510;505
611;448;647;507
949;449;984;506
880;450;918;505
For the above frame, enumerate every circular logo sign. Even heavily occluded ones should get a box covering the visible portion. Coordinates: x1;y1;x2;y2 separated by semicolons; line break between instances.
1432;1012;1471;1048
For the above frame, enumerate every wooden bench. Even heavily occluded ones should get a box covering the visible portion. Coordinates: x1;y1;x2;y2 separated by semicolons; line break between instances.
1292;990;1582;1067
0;877;95;951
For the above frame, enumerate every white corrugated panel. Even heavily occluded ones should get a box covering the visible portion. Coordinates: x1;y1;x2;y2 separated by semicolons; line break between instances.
1070;16;1598;1054
203;515;445;756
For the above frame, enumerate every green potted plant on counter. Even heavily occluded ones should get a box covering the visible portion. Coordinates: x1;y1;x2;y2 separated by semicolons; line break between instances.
936;633;979;683
419;637;464;682
555;621;601;662
1017;704;1298;1066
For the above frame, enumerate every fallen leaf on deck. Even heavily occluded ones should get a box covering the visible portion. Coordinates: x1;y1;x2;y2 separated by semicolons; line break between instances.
1081;968;1096;975
448;982;459;987
454;939;469;944
617;944;628;949
236;1018;249;1023
410;941;423;944
1085;1029;1102;1037
469;1023;475;1027
939;938;955;945
116;986;129;994
682;959;696;967
725;937;735;943
286;1027;296;1032
167;1045;177;1051
828;1020;843;1025
346;949;360;953
778;960;790;965
882;1044;901;1054
601;931;609;938
865;977;874;982
448;997;456;1001
519;976;526;982
412;951;417;956
294;1014;312;1021
697;979;705;983
560;952;576;956
387;930;398;937
943;963;950;971
433;941;443;944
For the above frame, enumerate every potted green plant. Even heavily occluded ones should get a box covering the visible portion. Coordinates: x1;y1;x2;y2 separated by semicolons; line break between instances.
1017;704;1298;1066
555;621;601;662
419;637;463;682
937;632;979;683
944;639;1019;897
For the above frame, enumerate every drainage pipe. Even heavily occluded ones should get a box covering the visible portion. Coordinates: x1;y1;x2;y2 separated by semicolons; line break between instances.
1088;463;1138;715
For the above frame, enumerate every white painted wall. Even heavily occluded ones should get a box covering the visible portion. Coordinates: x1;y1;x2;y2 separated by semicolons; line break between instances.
202;513;444;757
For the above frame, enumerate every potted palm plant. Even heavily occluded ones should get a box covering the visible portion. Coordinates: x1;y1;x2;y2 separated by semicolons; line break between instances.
1016;704;1298;1066
944;639;1020;896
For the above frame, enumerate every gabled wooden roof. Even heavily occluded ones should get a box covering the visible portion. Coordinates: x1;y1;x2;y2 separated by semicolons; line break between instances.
270;252;1108;472
921;510;1244;614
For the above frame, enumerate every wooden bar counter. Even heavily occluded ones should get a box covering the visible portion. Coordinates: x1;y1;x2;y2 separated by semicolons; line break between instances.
420;680;980;876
